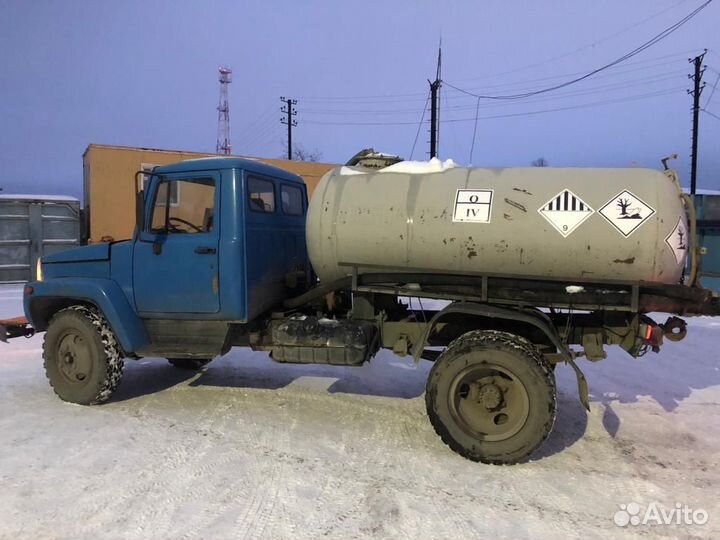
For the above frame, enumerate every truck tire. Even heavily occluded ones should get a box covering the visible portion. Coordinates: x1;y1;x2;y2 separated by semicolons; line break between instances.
425;330;556;465
167;358;212;370
43;305;124;405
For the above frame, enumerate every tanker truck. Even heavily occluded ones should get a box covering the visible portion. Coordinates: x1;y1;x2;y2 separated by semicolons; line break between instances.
2;156;718;465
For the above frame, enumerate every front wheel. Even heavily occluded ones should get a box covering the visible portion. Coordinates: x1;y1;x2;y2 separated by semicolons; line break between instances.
43;306;124;405
167;358;212;370
425;330;556;465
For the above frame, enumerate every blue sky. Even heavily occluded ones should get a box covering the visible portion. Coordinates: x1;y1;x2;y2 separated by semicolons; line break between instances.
0;0;718;199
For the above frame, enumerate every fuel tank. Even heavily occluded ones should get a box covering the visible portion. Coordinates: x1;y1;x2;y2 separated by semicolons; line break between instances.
306;164;689;285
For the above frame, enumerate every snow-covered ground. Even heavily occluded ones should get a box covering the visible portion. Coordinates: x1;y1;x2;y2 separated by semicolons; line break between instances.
0;284;718;539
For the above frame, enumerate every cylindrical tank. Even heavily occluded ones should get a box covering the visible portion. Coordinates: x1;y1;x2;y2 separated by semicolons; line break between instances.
306;165;689;285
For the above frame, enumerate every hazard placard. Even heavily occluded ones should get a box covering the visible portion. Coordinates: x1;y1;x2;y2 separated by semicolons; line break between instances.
453;189;493;223
665;217;689;265
538;189;594;237
598;190;655;238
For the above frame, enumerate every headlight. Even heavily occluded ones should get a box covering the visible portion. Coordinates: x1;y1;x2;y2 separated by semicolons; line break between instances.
36;258;43;282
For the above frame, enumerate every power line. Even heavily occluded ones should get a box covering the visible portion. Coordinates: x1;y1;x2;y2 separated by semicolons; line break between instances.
451;0;692;83
292;51;694;109
704;71;720;108
445;56;690;96
443;88;685;123
469;97;481;164
409;90;431;159
242;121;282;154
300;73;685;122
702;108;720;120
443;1;712;100
303;87;683;126
235;104;279;149
299;56;692;117
294;52;693;106
441;89;463;160
442;71;685;111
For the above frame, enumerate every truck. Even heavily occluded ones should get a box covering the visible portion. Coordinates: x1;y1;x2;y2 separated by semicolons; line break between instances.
2;156;719;465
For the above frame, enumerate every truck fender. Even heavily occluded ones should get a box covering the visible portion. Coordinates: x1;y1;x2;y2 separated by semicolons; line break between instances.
24;278;149;354
410;302;571;363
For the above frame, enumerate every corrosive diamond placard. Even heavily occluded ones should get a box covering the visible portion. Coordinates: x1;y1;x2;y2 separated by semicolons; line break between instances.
538;189;594;237
665;217;689;265
598;190;655;238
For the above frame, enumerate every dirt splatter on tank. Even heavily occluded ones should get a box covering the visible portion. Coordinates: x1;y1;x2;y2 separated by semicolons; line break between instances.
306;160;689;285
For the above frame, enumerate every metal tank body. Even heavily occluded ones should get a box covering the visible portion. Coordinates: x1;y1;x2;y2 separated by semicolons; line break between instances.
306;166;689;285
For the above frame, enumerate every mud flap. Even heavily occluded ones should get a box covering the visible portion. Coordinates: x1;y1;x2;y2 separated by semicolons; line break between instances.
567;358;590;411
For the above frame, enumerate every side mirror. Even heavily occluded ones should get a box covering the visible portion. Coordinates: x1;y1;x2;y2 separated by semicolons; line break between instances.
135;189;145;232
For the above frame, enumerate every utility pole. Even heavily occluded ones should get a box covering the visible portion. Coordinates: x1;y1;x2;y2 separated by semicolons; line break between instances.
280;97;298;160
428;42;442;158
216;67;232;155
688;50;706;194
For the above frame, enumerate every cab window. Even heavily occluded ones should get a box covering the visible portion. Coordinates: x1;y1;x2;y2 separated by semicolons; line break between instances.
281;184;304;216
149;177;216;234
248;177;275;213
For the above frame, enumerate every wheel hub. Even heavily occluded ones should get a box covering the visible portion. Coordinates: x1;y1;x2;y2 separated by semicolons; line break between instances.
449;361;531;442
477;382;503;409
57;332;92;384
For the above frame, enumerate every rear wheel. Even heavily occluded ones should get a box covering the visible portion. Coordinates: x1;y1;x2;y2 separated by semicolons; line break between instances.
425;330;556;464
43;306;124;405
167;358;212;370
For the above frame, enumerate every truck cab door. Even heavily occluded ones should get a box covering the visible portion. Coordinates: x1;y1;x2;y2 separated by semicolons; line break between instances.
133;173;220;314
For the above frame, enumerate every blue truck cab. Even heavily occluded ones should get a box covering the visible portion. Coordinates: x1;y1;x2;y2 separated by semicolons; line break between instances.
24;157;310;359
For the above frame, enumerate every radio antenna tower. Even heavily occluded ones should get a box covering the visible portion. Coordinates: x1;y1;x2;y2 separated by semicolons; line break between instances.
216;67;232;155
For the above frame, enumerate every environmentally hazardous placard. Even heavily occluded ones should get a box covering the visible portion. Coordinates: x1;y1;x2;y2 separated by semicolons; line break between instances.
598;190;655;238
453;189;493;223
665;217;688;265
538;189;594;237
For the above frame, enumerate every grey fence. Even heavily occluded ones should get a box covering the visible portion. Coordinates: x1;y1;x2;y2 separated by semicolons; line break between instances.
0;195;80;283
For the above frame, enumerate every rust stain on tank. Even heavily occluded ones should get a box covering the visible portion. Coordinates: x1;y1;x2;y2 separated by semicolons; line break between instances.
613;257;635;264
467;250;478;259
504;213;513;221
504;198;527;212
513;187;533;195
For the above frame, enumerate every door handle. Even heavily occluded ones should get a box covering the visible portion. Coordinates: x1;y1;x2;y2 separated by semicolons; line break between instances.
194;246;216;255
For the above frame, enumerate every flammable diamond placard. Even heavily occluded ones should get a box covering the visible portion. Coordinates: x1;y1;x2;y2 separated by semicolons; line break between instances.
538;189;594;237
598;190;656;238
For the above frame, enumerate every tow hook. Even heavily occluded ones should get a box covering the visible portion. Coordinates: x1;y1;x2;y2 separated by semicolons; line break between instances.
660;316;687;342
0;317;35;343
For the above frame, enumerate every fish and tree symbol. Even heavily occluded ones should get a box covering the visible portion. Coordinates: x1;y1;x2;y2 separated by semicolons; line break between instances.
676;227;686;250
599;190;656;237
616;197;644;219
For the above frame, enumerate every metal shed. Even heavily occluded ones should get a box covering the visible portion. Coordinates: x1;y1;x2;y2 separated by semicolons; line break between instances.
0;194;80;283
695;193;720;292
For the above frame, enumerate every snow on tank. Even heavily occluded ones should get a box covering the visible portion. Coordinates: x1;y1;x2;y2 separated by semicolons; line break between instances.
306;162;690;285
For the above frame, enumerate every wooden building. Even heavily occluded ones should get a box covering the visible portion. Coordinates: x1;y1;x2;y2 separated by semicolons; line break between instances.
82;144;338;243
